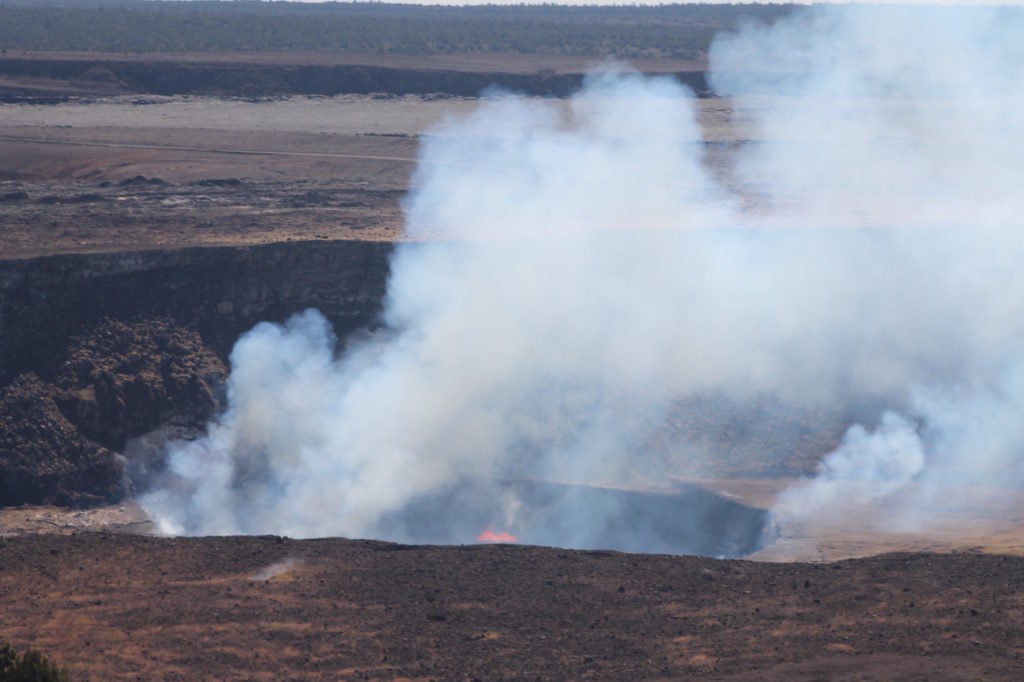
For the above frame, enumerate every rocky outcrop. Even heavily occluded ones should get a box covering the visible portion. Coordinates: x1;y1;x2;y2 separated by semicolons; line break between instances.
0;240;394;507
0;373;121;507
53;318;227;450
1;320;226;507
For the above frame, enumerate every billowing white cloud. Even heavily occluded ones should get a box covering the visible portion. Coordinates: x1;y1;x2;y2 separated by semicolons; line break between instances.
143;4;1024;551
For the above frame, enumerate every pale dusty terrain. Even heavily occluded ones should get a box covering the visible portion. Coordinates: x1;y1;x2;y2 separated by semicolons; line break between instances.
1;91;1010;257
0;93;742;257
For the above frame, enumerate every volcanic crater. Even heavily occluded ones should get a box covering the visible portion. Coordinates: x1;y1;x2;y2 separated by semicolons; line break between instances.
2;36;1024;680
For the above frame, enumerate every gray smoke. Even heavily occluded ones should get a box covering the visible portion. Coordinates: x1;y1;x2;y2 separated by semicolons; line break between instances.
142;6;1024;548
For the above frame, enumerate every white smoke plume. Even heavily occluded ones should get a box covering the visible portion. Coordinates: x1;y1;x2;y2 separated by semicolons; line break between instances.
708;5;1024;531
143;5;1024;548
709;5;1024;229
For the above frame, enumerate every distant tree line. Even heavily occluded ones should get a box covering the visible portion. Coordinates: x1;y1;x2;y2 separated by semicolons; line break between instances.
0;1;796;58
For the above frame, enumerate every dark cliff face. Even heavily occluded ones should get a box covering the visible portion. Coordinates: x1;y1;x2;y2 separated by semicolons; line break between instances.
0;240;394;506
0;56;712;100
0;240;394;384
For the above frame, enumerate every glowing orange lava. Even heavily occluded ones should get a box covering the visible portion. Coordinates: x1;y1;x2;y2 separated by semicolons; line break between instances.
476;529;518;543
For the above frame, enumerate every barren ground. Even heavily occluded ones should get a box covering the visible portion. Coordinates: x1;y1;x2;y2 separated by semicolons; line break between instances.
2;533;1023;681
0;91;756;258
0;96;430;256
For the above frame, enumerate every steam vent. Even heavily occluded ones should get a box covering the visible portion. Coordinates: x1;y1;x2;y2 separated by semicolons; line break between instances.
1;243;773;558
378;481;773;558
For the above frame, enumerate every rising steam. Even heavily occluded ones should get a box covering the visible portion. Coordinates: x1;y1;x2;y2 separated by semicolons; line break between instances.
142;5;1024;549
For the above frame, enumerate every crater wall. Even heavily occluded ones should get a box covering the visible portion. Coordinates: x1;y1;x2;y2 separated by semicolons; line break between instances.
0;240;393;506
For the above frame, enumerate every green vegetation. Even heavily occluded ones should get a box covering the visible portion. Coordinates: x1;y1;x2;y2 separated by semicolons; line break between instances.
0;642;69;682
0;1;794;58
